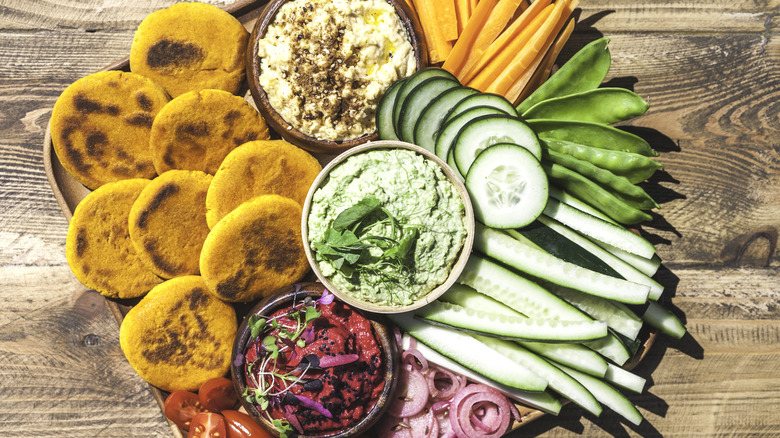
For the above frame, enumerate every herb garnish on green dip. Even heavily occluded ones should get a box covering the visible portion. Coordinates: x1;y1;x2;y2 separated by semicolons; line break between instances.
308;148;468;306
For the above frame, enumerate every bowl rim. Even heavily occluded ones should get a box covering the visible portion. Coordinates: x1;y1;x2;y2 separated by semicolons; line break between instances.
245;0;428;155
300;140;476;314
230;282;399;438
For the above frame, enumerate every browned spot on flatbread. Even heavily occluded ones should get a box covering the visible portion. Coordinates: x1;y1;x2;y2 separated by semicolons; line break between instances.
221;110;242;139
163;146;176;168
74;94;103;114
143;325;189;366
177;122;210;138
75;227;88;257
187;287;210;311
244;213;298;274
111;165;133;177
232;131;260;146
65;145;89;173
216;270;245;300
106;105;120;116
261;229;301;273
85;131;107;157
125;113;154;127
136;92;153;112
144;239;182;275
135;161;153;173
140;287;221;369
146;39;204;69
136;183;180;229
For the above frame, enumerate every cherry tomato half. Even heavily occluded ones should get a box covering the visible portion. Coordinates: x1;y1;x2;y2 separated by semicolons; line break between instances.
164;390;206;431
222;410;273;438
188;412;227;438
199;377;239;412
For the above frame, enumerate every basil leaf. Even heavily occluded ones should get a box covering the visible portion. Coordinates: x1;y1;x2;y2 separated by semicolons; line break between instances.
332;196;381;231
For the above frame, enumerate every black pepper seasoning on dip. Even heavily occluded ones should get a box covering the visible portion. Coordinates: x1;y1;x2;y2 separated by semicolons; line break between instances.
242;290;386;436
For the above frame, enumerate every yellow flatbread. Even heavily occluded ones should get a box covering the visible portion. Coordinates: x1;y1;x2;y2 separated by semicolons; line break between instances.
65;178;163;299
149;89;270;175
119;275;237;392
50;70;169;189
129;2;248;97
206;140;322;228
129;170;212;279
200;195;310;302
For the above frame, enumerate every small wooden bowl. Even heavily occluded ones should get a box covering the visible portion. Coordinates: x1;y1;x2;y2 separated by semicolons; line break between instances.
300;141;475;314
246;0;428;155
231;282;399;438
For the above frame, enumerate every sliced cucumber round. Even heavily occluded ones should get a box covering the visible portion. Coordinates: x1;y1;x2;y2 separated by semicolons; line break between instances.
435;106;507;161
466;144;548;229
413;86;479;152
443;92;518;125
393;68;458;134
376;78;406;140
453;115;541;175
397;77;461;143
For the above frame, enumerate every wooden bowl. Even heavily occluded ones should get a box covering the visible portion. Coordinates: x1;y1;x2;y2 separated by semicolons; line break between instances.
300;141;475;314
230;282;399;438
246;0;428;155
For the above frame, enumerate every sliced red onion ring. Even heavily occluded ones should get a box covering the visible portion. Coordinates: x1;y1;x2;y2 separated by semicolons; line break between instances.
449;384;512;438
393;326;403;349
430;401;450;414
472;401;499;432
387;366;429;418
407;408;438;438
435;410;455;438
426;366;465;401
402;347;429;373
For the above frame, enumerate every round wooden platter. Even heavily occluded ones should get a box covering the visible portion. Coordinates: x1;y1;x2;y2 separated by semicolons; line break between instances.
42;0;656;435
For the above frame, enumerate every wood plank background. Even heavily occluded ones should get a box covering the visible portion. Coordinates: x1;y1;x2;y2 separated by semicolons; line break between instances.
0;0;778;436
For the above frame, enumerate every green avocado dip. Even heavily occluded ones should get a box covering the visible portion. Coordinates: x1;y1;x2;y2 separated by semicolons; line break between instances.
307;148;468;306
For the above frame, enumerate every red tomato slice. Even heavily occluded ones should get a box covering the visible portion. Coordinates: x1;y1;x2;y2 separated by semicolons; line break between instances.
222;410;273;438
188;412;227;438
199;377;239;412
164;390;206;431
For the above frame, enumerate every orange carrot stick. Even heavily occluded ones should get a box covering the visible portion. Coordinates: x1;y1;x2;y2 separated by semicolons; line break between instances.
514;15;576;104
441;0;500;77
483;0;569;95
413;0;454;63
433;0;459;42
454;0;471;34
459;0;552;84
466;3;554;90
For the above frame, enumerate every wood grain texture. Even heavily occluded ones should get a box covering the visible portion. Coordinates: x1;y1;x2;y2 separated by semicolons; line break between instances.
1;0;779;437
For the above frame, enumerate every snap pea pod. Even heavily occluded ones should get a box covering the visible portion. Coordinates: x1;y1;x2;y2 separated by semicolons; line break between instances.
541;137;663;183
543;149;659;210
522;88;650;125
517;37;612;114
541;161;653;225
605;186;659;211
528;119;658;157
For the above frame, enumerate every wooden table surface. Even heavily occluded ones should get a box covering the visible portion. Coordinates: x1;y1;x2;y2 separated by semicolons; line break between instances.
1;0;778;436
